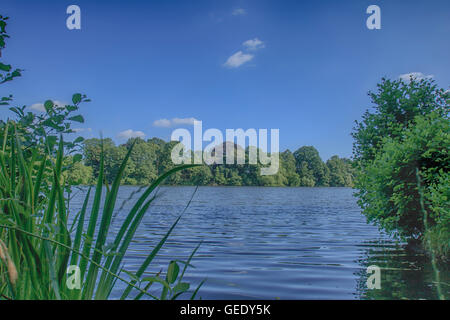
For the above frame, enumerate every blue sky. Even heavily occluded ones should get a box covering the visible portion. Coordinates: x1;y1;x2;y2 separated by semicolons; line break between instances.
1;0;449;160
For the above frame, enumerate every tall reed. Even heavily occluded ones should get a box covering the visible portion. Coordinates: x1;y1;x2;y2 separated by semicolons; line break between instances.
0;122;202;299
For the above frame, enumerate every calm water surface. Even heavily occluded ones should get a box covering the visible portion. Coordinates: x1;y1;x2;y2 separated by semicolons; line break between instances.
69;186;449;300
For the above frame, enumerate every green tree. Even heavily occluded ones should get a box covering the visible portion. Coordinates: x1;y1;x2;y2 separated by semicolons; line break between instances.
280;150;300;186
157;141;183;184
358;112;449;254
187;166;213;185
63;159;93;185
213;166;227;185
297;162;315;187
123;138;159;185
220;167;241;186
293;146;329;186
326;156;354;187
84;138;134;184
352;77;448;165
352;77;449;257
84;138;113;180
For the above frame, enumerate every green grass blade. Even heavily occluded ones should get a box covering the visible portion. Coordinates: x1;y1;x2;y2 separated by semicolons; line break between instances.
79;143;104;283
120;216;181;300
96;196;156;299
83;142;135;299
96;164;197;298
33;155;47;209
70;187;91;267
177;242;202;286
0;224;158;300
190;279;205;300
43;239;61;300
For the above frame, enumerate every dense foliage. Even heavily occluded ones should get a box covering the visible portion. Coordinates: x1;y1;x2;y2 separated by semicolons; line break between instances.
74;138;355;187
352;77;449;258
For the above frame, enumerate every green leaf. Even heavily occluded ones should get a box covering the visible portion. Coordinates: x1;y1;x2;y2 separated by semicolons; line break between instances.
66;105;78;112
68;115;85;123
73;136;84;144
167;261;179;284
191;279;205;300
173;282;189;294
46;135;57;147
44;100;54;113
73;154;82;163
11;70;21;78
141;276;171;292
42;119;60;130
72;93;82;104
0;63;11;72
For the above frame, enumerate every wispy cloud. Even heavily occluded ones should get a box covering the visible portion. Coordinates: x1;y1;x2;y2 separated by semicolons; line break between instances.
399;72;434;81
172;117;199;126
223;38;265;68
30;100;67;112
243;38;265;51
72;128;92;133
117;129;146;140
224;51;254;68
232;8;247;16
153;119;171;128
153;117;199;128
30;103;46;112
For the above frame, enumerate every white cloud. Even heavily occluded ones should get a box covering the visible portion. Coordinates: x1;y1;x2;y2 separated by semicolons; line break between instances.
30;103;46;112
243;38;265;51
153;117;199;128
72;128;92;133
117;129;146;140
53;101;68;108
399;72;434;81
172;117;198;126
224;51;254;68
153;119;172;128
232;8;246;16
30;100;67;112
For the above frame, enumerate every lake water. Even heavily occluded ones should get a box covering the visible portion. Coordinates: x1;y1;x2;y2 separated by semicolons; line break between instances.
69;186;449;300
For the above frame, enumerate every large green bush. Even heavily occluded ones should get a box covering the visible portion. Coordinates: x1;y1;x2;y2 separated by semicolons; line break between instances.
357;112;449;255
353;77;449;257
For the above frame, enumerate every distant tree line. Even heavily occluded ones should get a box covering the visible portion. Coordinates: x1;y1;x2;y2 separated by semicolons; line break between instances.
64;138;355;187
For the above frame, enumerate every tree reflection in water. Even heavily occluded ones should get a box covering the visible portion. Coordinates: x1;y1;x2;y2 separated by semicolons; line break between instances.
355;240;449;300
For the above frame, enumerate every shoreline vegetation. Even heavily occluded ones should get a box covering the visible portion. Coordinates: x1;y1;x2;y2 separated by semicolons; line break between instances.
65;139;355;188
